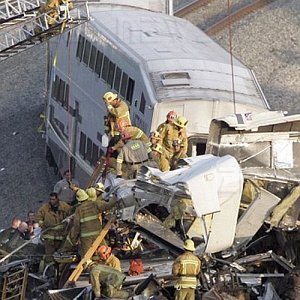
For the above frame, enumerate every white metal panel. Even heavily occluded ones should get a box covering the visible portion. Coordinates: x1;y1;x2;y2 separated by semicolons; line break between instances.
152;100;268;135
150;155;243;253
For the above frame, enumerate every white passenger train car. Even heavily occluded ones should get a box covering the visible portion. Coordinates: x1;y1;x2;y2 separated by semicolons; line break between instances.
45;0;269;183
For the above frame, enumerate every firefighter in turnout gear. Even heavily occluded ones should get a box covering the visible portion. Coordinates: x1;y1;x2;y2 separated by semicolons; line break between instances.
170;139;188;170
157;110;177;134
172;239;201;300
38;0;73;27
36;192;70;263
94;183;117;211
118;124;152;153
173;116;188;155
149;143;170;172
103;92;131;136
88;245;129;299
62;189;103;256
149;130;161;148
160;115;188;159
116;136;149;179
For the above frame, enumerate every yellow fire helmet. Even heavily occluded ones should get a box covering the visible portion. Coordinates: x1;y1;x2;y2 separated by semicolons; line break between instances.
95;182;105;193
183;239;195;251
174;116;188;128
103;91;118;102
150;131;160;140
152;143;163;154
76;189;89;202
86;187;97;201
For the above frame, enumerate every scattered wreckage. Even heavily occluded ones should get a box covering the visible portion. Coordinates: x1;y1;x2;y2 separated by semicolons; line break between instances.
1;111;300;299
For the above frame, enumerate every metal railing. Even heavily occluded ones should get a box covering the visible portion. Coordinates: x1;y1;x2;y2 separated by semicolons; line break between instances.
0;2;89;60
0;0;45;20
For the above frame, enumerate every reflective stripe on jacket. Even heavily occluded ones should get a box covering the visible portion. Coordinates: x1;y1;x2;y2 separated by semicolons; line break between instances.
36;201;70;241
69;200;102;245
172;252;201;289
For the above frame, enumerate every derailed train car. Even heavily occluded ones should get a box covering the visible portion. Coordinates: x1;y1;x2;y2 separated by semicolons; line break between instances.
44;0;269;184
1;112;300;299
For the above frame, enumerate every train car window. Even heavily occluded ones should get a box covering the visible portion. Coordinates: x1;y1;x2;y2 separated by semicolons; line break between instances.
139;93;146;114
99;148;104;157
107;61;116;88
49;105;54;122
63;84;69;110
95;51;103;76
79;132;86;158
51;75;60;100
91;143;99;166
82;40;91;66
114;67;122;92
101;56;109;82
120;72;128;98
66;32;71;47
76;34;85;61
126;77;135;104
89;45;97;70
58;79;66;105
86;137;93;163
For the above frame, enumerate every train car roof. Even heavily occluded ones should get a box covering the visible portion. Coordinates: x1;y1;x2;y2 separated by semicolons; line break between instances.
87;4;267;108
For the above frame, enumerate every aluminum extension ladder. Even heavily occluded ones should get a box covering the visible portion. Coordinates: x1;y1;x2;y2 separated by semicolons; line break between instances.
0;0;90;61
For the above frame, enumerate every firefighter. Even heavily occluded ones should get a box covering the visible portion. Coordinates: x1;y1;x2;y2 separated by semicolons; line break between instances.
173;116;188;156
157;110;177;133
149;130;161;147
87;245;129;299
172;239;201;300
118;123;151;153
170;139;188;170
149;143;170;172
62;189;103;256
160;115;188;159
116;135;149;179
103;92;131;136
38;0;73;27
96;245;121;271
36;192;70;263
94;183;117;211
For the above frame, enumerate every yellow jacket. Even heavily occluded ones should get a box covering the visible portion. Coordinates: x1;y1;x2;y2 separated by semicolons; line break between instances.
172;251;201;289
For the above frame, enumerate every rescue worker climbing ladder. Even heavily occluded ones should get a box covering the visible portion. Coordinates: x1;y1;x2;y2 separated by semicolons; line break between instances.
103;92;131;137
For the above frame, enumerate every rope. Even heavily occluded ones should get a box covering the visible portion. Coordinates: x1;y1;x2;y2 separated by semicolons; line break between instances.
227;0;237;114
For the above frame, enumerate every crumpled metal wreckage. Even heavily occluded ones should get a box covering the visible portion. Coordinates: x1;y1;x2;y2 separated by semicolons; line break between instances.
1;149;299;300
